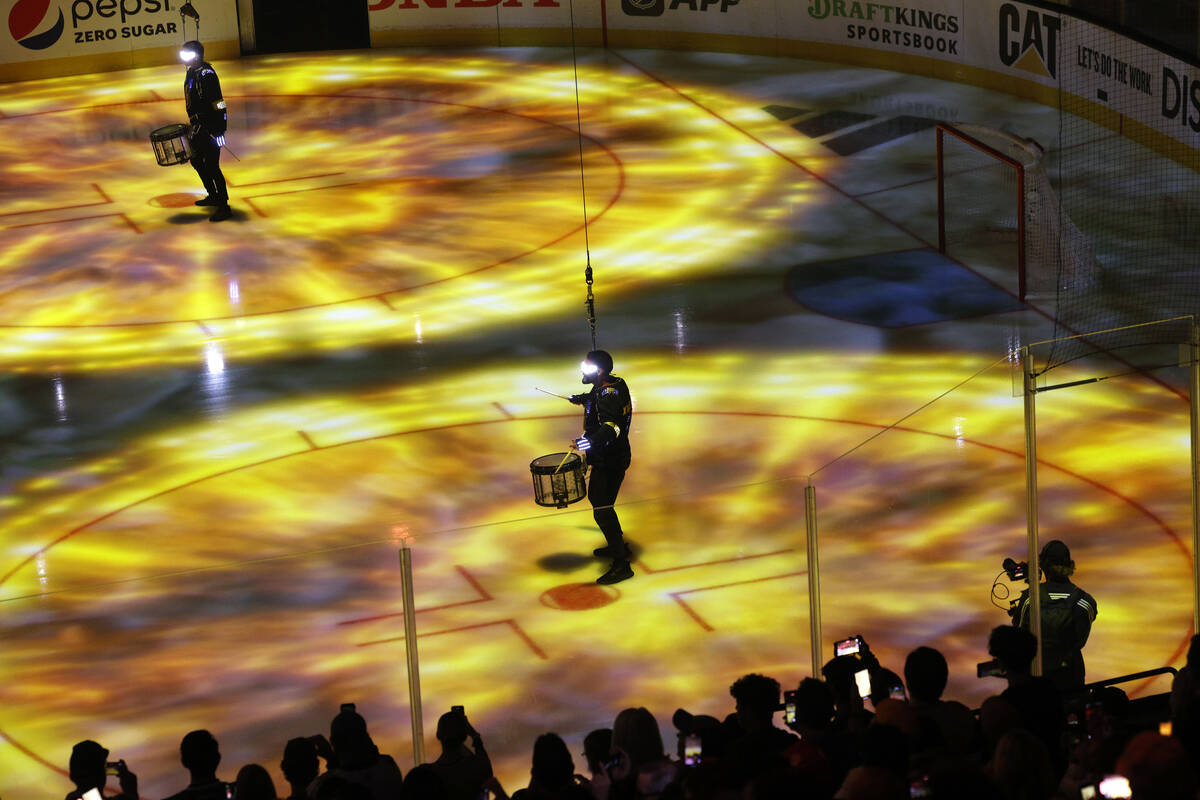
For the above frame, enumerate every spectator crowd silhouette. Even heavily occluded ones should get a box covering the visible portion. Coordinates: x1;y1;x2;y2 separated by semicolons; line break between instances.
61;630;1200;800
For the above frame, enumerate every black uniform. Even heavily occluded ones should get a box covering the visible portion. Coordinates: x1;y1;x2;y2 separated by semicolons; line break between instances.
185;58;229;210
577;375;632;555
1012;580;1097;692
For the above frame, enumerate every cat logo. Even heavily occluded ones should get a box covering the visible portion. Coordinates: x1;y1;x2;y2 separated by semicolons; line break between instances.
998;3;1060;80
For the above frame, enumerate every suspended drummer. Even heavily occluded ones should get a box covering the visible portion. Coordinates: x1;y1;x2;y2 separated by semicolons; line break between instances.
180;41;232;222
569;350;634;585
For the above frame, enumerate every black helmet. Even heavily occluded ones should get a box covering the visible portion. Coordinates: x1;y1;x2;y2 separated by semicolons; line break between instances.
581;350;613;384
585;350;613;373
180;40;204;63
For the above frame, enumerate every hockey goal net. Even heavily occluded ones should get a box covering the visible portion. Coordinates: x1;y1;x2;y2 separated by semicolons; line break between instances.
937;123;1097;302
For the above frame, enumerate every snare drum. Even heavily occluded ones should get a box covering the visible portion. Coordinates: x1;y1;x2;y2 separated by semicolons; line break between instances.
530;452;587;508
150;123;192;167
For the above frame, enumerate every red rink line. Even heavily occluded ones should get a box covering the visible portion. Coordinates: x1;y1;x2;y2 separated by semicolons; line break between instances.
5;212;135;232
338;565;493;626
118;213;142;234
638;547;794;575
228;172;345;188
355;617;549;660
0;182;111;218
0;728;69;777
670;570;809;632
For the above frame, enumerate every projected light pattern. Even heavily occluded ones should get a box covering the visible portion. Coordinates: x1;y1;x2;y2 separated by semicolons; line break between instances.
0;53;807;371
0;353;1192;797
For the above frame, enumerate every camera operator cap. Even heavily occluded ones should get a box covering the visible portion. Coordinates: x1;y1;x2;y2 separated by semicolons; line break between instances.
1040;539;1071;566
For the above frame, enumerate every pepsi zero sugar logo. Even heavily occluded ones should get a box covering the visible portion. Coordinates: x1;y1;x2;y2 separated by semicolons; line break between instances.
10;0;179;49
621;0;740;17
9;0;66;50
807;1;960;55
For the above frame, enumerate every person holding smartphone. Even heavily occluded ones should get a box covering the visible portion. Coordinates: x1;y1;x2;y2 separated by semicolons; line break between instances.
724;674;799;777
306;704;404;800
65;741;137;800
430;707;493;800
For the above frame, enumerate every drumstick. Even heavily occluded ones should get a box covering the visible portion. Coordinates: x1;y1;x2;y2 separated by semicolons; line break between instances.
535;387;569;400
553;446;579;474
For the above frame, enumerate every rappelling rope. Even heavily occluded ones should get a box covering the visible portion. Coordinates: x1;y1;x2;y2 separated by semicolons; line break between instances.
567;0;597;351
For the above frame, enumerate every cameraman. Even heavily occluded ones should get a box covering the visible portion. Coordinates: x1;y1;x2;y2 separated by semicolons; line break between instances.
1009;539;1097;693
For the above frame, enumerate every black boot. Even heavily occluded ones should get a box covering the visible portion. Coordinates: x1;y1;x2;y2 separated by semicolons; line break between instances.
597;560;634;585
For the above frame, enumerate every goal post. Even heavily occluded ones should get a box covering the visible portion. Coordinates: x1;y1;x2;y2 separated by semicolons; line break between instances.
937;123;1029;299
936;123;1098;304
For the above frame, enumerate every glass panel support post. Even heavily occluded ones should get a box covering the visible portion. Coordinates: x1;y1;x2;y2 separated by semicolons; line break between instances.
1023;348;1043;677
399;542;426;766
805;483;823;680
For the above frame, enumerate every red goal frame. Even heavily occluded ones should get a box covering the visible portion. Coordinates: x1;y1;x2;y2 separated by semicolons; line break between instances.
936;123;1029;301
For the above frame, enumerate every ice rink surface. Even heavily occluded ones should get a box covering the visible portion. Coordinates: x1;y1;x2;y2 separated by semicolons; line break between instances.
0;47;1193;798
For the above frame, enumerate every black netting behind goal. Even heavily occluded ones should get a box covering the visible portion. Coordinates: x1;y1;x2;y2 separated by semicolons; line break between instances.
1037;10;1200;374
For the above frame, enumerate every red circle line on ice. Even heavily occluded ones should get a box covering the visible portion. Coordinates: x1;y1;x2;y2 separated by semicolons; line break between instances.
0;92;627;328
0;409;1193;779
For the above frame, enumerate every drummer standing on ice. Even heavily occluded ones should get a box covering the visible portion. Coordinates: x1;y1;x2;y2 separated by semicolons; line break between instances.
569;350;635;585
180;41;231;222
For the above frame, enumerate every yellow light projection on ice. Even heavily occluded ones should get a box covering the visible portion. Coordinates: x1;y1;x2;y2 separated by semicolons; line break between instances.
0;52;811;371
0;352;1193;798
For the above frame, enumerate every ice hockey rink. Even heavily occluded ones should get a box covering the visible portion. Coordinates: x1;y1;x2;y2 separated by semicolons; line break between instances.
0;45;1196;797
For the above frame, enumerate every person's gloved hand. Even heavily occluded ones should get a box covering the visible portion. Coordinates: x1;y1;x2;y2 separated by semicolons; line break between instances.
213;133;226;148
569;393;587;405
114;760;138;800
574;436;592;452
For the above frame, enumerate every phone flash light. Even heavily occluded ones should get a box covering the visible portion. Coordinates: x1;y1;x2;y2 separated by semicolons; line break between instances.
1097;776;1132;799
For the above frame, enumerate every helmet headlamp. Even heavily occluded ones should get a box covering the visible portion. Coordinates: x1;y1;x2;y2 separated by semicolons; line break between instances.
580;360;601;376
180;48;198;63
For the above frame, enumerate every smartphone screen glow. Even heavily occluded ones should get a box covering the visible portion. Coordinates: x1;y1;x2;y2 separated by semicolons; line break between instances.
684;734;702;766
854;668;871;698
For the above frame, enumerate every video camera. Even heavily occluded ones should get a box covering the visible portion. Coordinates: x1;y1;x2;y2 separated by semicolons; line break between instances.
1001;557;1027;582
